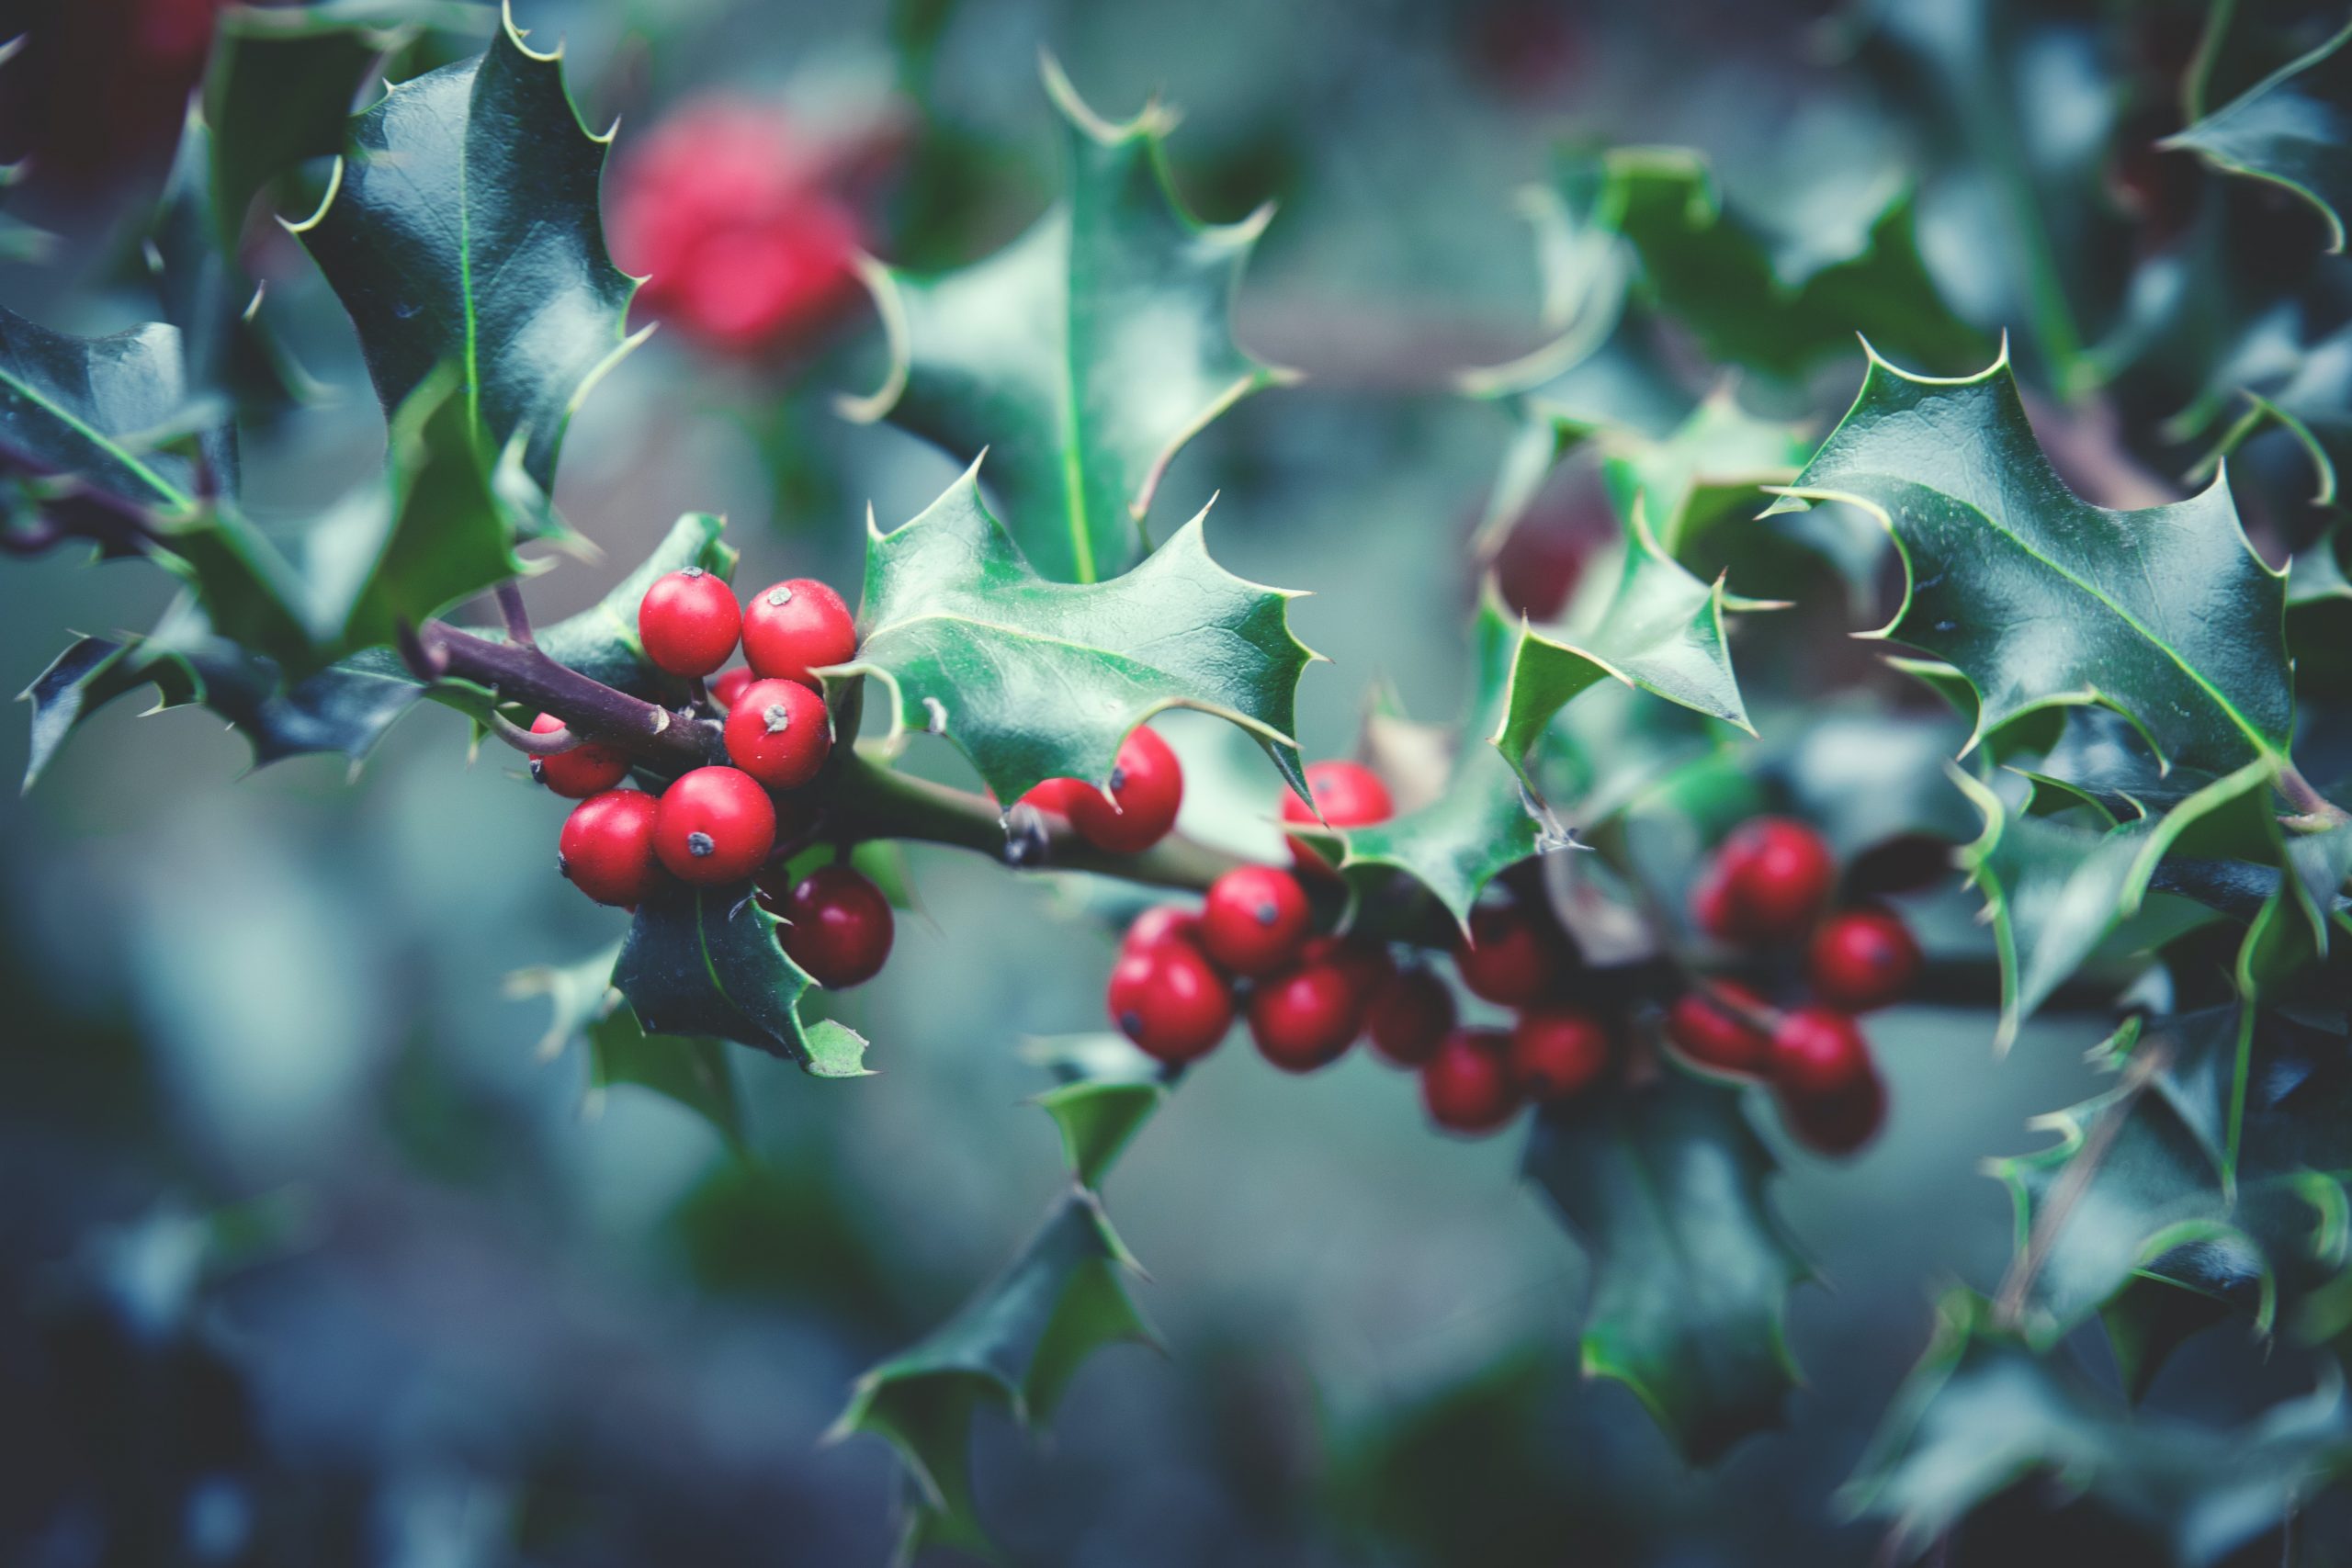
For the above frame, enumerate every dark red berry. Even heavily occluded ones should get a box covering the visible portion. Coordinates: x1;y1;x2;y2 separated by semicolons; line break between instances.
652;765;776;884
767;863;894;987
1509;1007;1613;1100
1767;1007;1874;1099
1691;872;1740;942
722;677;832;790
741;578;856;689
1453;903;1559;1006
559;788;663;907
1247;957;1365;1073
1067;726;1183;854
1123;904;1203;954
1712;818;1836;939
1778;1068;1887;1157
1198;865;1311;976
1806;908;1922;1012
1420;1029;1521;1134
1664;982;1773;1078
708;667;754;710
639;567;742;677
1108;939;1232;1064
1366;965;1455;1067
1019;777;1086;817
1281;759;1395;871
528;713;630;798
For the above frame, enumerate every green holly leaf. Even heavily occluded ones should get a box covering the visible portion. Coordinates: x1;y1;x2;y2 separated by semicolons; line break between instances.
1523;1072;1811;1465
510;942;745;1151
1302;599;1559;926
290;9;645;491
1849;1291;2352;1567
831;1066;1162;1561
532;512;735;701
1490;511;1752;771
613;881;869;1077
1600;389;1815;561
841;464;1314;805
2167;20;2352;254
0;305;203;513
1769;349;2293;776
842;59;1292;583
1555;145;1987;382
1992;1005;2352;1360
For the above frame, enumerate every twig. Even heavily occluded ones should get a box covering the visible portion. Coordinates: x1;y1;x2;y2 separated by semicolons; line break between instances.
495;581;537;648
413;619;716;769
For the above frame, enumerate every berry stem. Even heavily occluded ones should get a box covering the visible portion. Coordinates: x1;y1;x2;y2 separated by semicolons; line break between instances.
482;709;580;757
409;619;718;768
494;581;537;648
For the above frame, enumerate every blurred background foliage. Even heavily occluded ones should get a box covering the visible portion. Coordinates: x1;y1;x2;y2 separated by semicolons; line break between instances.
6;0;2352;1562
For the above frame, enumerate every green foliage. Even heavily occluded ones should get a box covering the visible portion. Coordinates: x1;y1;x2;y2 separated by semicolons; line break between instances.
2169;21;2352;254
1523;1072;1811;1465
1850;1292;2352;1567
0;307;201;513
1770;350;2294;775
510;942;745;1150
841;464;1314;804
614;883;869;1077
832;1074;1161;1561
842;59;1292;583
291;9;644;492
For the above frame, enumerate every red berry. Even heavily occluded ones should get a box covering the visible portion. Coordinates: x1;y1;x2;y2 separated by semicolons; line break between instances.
1663;983;1773;1078
652;765;776;884
767;863;893;987
1123;904;1203;954
559;789;663;907
1420;1030;1521;1134
1281;760;1395;871
708;668;755;710
528;713;630;798
1691;872;1741;942
1453;903;1560;1006
1806;908;1922;1012
1108;939;1232;1064
1767;1007;1874;1098
722;677;832;790
1067;727;1183;854
741;578;857;689
1019;777;1086;817
1198;865;1312;976
1712;818;1836;939
638;568;742;677
1366;965;1455;1067
1247;958;1365;1073
1779;1068;1887;1157
1509;1007;1614;1100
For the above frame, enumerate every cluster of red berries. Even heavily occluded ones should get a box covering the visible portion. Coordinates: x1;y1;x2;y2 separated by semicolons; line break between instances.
609;98;866;356
539;568;892;988
1664;818;1924;1155
1103;761;1624;1136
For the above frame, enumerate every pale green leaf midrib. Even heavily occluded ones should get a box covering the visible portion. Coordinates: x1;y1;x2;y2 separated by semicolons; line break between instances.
0;365;189;509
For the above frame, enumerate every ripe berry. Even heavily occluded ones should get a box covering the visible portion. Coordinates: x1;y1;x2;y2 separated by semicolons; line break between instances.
1509;1008;1614;1101
1123;904;1203;954
639;567;741;677
722;677;832;790
1711;818;1836;939
1420;1030;1521;1134
558;788;662;907
741;578;857;689
708;668;755;710
1199;865;1311;977
1281;759;1395;871
1018;777;1086;817
1366;965;1455;1067
769;863;894;988
1248;957;1365;1073
1664;982;1773;1078
1807;908;1922;1012
1067;726;1183;854
652;765;776;884
1779;1069;1888;1157
1691;873;1741;942
1453;903;1560;1006
1767;1007;1874;1099
528;714;630;798
1108;939;1232;1064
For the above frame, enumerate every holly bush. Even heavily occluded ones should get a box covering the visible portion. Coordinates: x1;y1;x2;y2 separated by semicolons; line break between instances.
8;0;2352;1563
